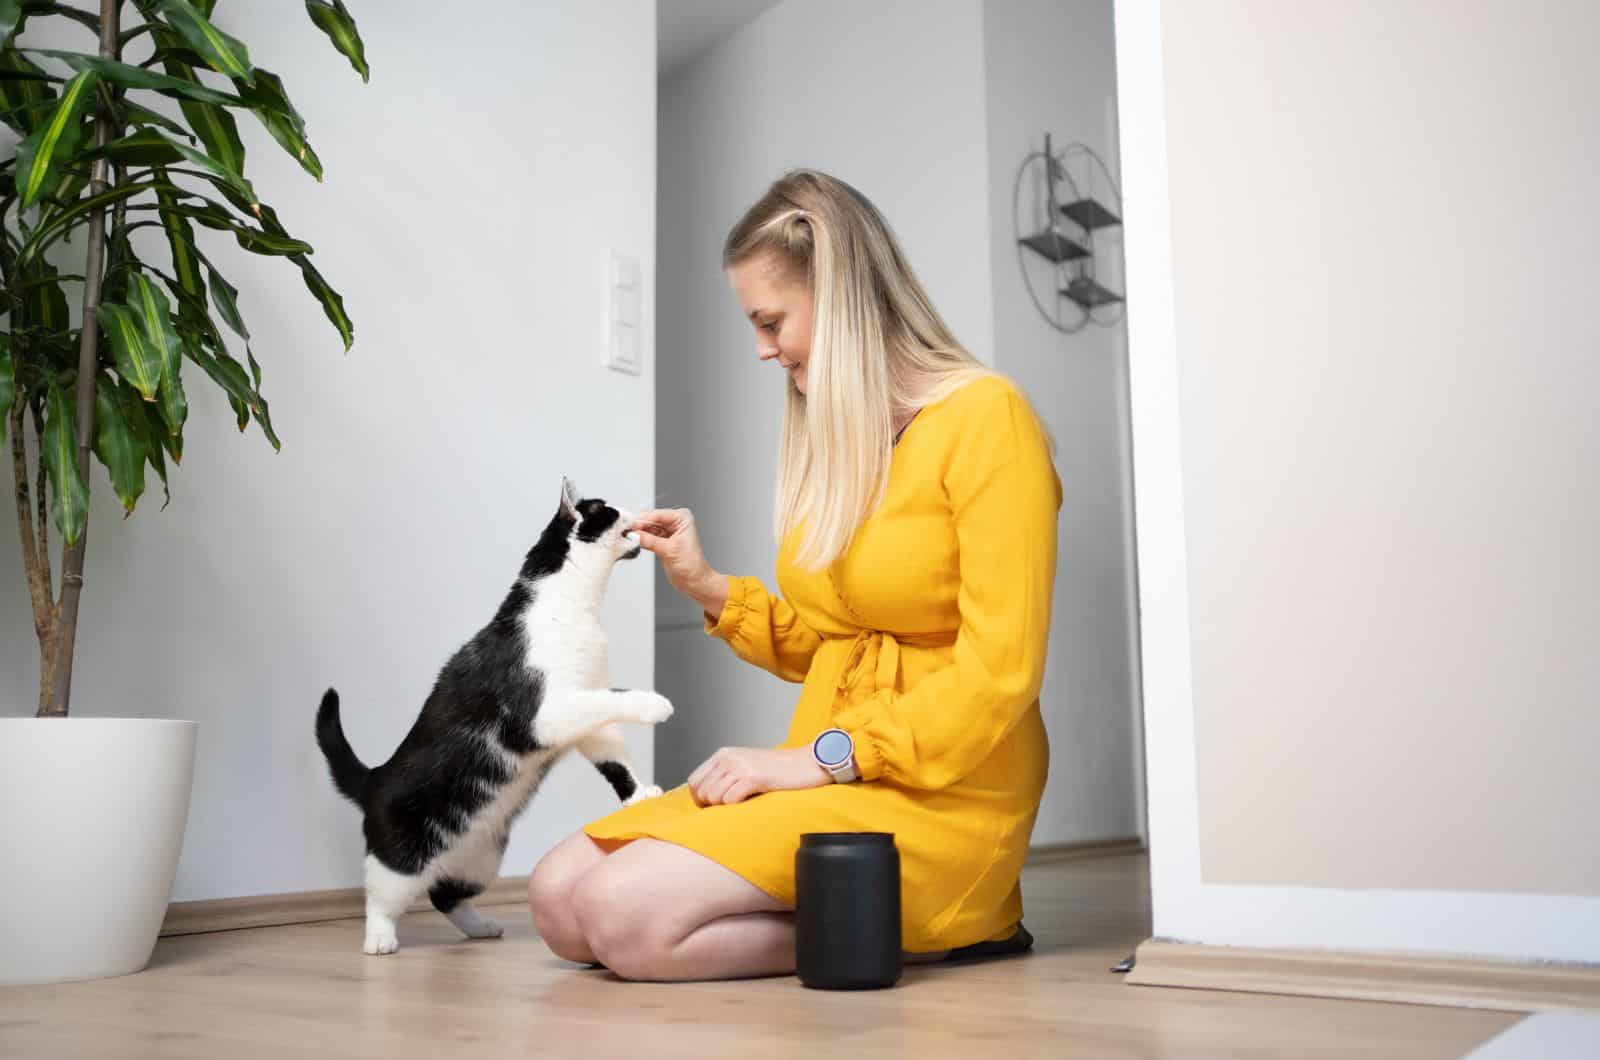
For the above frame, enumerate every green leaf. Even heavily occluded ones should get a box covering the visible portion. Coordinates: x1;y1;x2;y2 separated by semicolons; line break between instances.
38;166;89;225
149;25;247;173
243;347;278;450
16;179;167;267
27;3;98;34
97;303;165;400
116;376;169;506
1;1;23;48
42;383;88;546
233;225;312;256
22;256;70;335
102;123;257;209
157;354;186;438
29;49;242;106
117;98;191;139
155;0;254;85
155;190;313;257
186;340;252;430
15;69;95;208
156;127;259;207
305;0;368;82
237;69;320;180
126;273;184;393
93;372;145;512
293;253;352;350
205;260;248;339
180;95;245;176
0;334;13;446
153;177;202;295
92;126;184;166
137;408;172;502
0;48;56;138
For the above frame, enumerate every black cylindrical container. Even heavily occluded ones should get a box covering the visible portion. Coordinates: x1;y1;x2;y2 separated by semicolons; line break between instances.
794;832;902;990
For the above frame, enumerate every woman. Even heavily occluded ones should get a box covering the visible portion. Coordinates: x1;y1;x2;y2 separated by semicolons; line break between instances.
528;169;1060;982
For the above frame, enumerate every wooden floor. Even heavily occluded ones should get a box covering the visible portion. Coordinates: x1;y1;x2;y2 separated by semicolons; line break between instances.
0;854;1520;1059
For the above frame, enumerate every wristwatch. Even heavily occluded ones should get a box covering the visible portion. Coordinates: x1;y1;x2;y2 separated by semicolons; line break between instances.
812;728;860;783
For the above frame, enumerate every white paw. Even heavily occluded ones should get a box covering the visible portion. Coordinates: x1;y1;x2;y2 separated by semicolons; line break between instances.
623;784;664;807
465;918;504;940
363;932;399;956
628;692;673;725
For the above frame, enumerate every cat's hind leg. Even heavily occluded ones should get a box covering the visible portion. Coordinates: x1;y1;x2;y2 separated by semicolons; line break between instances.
430;878;503;940
578;723;662;806
364;855;424;955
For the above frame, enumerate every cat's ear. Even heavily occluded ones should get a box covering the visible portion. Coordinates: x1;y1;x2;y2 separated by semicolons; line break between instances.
559;477;580;521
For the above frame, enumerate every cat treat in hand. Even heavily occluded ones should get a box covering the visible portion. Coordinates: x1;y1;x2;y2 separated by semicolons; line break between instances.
315;478;672;956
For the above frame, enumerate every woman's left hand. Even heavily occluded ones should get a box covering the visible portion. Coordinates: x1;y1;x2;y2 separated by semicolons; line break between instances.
688;746;831;806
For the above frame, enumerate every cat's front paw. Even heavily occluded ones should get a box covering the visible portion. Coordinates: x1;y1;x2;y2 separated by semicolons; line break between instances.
627;692;674;726
623;784;664;807
363;932;399;956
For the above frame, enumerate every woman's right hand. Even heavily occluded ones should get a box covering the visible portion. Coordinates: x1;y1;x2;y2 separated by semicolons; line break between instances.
633;508;730;617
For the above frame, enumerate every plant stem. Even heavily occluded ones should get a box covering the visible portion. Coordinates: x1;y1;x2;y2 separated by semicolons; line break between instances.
44;0;122;719
31;399;53;604
11;401;57;715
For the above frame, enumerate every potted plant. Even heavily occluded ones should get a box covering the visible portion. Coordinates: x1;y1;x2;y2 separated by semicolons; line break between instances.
1;0;367;986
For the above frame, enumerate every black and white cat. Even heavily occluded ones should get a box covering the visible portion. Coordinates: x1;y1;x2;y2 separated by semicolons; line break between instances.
315;478;671;955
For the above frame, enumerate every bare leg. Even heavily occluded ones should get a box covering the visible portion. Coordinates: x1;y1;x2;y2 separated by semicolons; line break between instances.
577;723;663;806
572;838;794;982
528;830;612;963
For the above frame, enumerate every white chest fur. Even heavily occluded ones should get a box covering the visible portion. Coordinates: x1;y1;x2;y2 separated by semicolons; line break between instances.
520;573;610;698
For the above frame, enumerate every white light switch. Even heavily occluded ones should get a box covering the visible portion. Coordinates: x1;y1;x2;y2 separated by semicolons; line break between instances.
606;250;643;375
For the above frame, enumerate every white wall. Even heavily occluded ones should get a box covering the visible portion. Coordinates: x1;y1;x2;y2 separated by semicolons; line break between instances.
983;0;1143;847
1118;0;1600;961
653;0;995;782
0;0;658;903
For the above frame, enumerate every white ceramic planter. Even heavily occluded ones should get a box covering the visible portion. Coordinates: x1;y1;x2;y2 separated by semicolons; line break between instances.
0;717;197;987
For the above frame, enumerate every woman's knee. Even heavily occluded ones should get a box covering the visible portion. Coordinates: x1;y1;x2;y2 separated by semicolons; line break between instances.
528;836;604;962
571;869;668;979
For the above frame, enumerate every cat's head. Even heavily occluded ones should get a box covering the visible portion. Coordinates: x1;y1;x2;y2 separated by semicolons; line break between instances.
556;477;642;564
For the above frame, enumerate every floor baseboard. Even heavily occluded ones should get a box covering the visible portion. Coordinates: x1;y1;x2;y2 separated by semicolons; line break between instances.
160;875;531;938
161;837;1145;938
1026;836;1146;864
1125;939;1600;1013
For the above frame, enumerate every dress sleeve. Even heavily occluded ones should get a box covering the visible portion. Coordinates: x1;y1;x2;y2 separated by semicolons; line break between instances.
705;575;824;684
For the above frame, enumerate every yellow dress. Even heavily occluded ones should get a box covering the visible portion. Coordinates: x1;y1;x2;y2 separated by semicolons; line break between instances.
584;375;1061;952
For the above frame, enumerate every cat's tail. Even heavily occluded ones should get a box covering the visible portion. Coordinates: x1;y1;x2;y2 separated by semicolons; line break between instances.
315;689;370;805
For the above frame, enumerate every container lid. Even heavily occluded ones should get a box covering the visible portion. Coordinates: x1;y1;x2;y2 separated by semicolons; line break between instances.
799;831;896;846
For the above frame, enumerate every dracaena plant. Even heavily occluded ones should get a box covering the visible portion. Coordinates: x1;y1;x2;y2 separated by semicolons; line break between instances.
1;0;368;716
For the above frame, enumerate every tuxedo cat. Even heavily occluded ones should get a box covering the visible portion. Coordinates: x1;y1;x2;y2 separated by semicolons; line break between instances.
316;479;671;955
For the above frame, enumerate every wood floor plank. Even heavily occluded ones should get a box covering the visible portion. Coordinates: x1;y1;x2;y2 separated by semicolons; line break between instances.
0;855;1517;1059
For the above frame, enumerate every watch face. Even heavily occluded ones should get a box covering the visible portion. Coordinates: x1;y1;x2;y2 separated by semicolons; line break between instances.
815;729;853;767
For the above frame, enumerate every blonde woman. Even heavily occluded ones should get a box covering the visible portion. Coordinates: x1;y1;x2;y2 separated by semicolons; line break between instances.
528;170;1061;982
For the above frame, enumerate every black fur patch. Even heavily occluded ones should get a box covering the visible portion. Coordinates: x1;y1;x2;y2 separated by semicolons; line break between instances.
429;877;485;914
576;501;621;543
521;516;572;580
595;760;638;802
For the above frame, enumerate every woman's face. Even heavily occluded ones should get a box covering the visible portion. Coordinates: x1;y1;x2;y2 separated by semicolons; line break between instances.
727;253;814;394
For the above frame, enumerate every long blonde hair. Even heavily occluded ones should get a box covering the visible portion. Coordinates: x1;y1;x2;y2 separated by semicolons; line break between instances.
724;170;991;570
